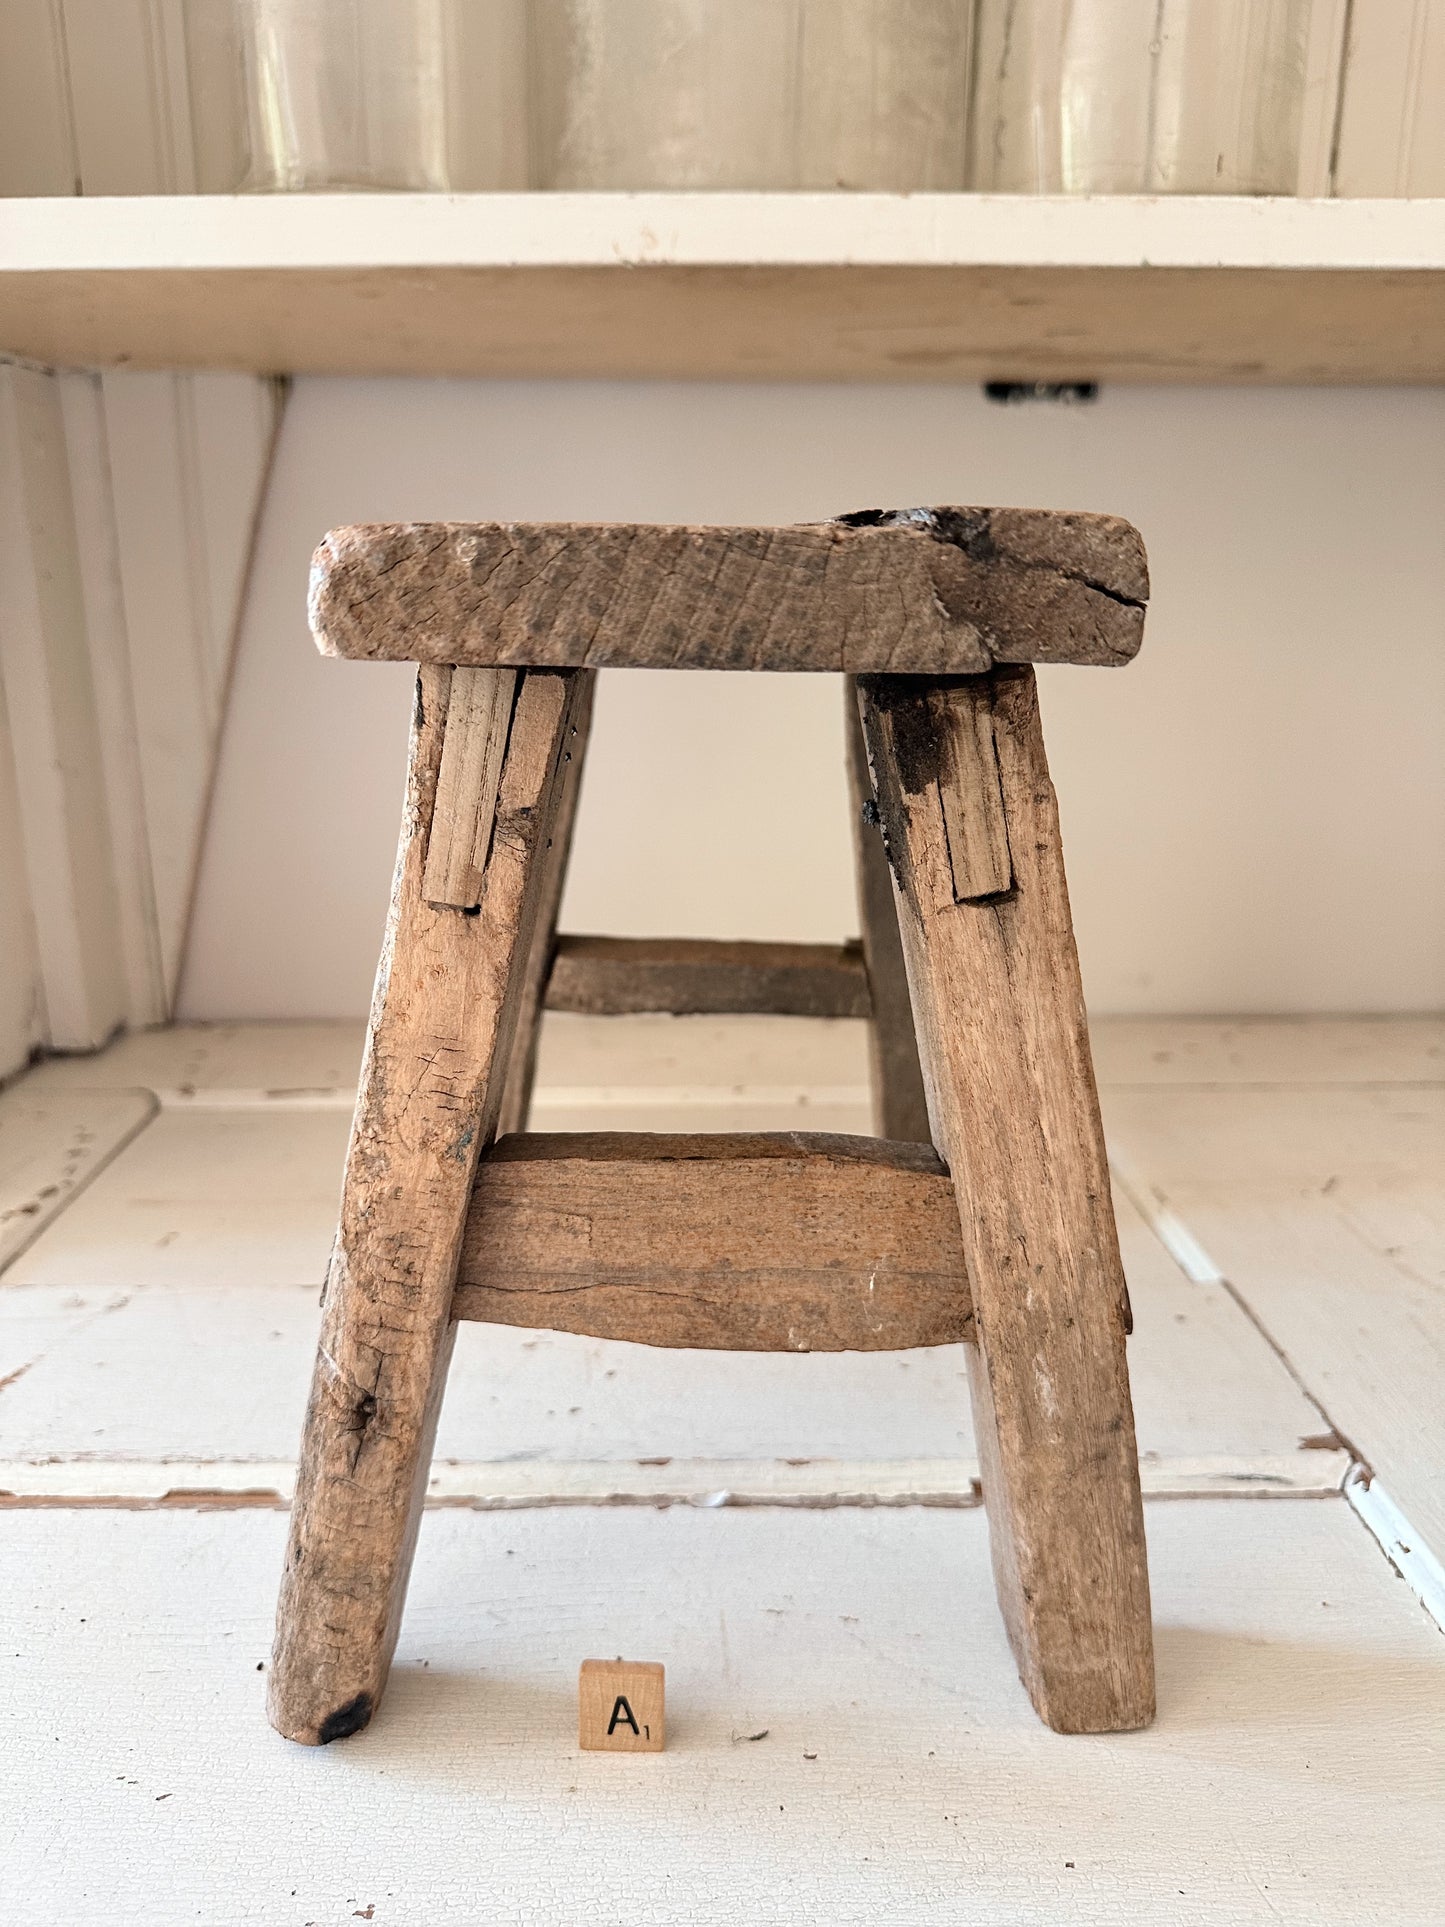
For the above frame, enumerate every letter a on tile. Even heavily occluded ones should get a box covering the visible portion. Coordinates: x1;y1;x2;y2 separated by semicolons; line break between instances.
579;1659;665;1752
608;1696;640;1736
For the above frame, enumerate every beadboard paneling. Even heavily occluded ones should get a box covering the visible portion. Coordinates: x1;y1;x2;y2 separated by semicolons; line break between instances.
1334;0;1445;194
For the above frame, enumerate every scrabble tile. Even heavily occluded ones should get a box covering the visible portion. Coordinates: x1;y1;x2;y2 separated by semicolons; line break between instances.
578;1659;665;1753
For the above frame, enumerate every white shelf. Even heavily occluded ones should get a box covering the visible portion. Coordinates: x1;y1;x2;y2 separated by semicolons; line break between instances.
1;192;1442;382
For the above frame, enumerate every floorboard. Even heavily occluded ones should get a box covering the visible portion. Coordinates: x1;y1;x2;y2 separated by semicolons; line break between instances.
1;1501;1440;1927
2;1016;1442;1921
0;1061;1340;1498
0;1086;155;1272
1104;1082;1445;1569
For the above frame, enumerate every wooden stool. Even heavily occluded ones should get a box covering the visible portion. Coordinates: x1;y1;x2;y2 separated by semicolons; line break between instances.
269;507;1155;1745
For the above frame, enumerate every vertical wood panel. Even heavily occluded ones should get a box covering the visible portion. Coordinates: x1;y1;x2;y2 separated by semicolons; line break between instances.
1297;0;1352;194
181;0;247;193
0;364;127;1049
9;0;1445;202
99;370;282;1001
56;371;168;1026
99;370;221;998
184;374;286;701
0;0;78;195
446;0;529;189
1334;0;1445;193
0;0;285;1040
0;677;43;1077
58;0;194;195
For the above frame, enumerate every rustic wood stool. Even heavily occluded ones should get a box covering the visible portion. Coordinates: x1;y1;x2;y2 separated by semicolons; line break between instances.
269;507;1155;1745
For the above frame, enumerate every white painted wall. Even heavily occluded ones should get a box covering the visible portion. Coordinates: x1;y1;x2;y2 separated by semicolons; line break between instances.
180;378;1445;1021
0;360;127;1054
0;0;281;1073
0;358;279;1071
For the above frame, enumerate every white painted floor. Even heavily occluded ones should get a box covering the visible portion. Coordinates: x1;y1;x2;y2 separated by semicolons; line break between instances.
2;1014;1443;1924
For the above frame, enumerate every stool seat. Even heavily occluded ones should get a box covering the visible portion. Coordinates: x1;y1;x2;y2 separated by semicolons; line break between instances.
310;507;1148;674
270;505;1157;1752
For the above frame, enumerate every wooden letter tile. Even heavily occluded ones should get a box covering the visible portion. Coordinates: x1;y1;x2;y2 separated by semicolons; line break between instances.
579;1659;665;1753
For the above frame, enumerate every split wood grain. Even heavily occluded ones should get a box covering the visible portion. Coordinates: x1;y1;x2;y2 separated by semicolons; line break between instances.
269;664;587;1747
453;1132;973;1352
544;935;871;1019
579;1659;665;1753
421;666;516;909
938;697;1012;899
859;666;1154;1735
496;680;595;1135
845;683;930;1142
309;509;1148;674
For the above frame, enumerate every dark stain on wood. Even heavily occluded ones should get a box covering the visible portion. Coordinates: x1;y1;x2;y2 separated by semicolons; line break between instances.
318;1693;374;1745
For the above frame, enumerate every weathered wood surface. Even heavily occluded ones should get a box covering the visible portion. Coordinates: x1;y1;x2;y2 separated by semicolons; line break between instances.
421;666;516;909
309;509;1148;673
859;666;1154;1735
544;935;872;1019
496;680;595;1135
937;694;1012;899
845;684;931;1142
453;1131;973;1352
269;664;587;1747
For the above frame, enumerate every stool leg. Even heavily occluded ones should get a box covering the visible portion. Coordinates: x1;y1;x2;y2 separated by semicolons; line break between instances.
269;664;594;1744
496;679;593;1136
857;667;1154;1734
844;678;930;1142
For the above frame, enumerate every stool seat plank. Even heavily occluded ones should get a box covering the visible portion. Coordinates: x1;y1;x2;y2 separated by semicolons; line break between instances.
309;509;1147;675
454;1130;973;1353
